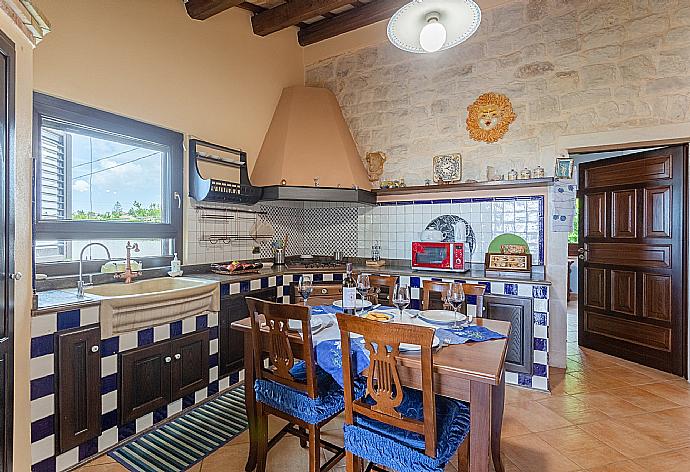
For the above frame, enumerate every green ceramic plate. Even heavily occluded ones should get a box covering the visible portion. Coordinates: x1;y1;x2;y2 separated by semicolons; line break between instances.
487;233;530;254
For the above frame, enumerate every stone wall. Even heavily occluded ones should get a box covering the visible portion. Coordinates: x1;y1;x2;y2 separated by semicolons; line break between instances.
305;0;690;185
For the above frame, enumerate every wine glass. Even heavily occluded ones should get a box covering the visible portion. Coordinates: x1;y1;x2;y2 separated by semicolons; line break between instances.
356;274;371;315
392;285;410;320
445;283;466;329
298;275;313;306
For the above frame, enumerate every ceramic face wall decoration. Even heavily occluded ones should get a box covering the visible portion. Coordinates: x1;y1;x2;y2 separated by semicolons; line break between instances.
466;92;517;143
365;151;387;183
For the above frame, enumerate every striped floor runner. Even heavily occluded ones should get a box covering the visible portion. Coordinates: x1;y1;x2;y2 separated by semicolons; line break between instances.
109;386;248;471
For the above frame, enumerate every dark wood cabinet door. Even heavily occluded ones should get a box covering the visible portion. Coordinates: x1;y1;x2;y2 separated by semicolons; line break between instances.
171;330;209;400
119;342;171;425
485;295;533;375
55;325;101;453
219;287;277;377
579;146;687;377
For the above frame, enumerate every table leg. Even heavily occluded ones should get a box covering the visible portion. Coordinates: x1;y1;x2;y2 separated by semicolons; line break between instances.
469;381;491;472
244;332;258;472
491;373;506;472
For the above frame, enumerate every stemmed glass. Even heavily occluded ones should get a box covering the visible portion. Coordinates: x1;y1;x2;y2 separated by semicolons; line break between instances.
356;274;371;315
445;283;466;329
298;275;313;307
392;285;410;321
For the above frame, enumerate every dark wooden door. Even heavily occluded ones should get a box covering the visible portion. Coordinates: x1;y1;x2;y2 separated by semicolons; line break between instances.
171;330;209;400
578;146;687;377
0;30;13;472
219;287;277;377
485;295;533;374
55;325;101;453
119;342;171;425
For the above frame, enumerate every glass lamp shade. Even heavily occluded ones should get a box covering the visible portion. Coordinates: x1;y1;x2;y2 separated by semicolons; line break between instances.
387;0;481;54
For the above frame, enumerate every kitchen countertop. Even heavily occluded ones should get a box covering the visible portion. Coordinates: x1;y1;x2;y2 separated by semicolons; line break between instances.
34;263;549;314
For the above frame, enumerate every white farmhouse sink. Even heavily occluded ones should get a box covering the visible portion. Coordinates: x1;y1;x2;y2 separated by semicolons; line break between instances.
86;277;220;336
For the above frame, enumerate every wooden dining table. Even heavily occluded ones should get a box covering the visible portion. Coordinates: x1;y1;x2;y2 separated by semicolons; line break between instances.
231;307;510;472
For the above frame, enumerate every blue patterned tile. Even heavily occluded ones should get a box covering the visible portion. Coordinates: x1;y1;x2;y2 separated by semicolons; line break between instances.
240;281;250;293
410;277;421;288
220;283;230;297
209;353;218;368
207;380;219;396
79;437;98;460
30;415;54;443
504;284;518;296
209;325;219;341
31;334;54;358
30;374;54;400
410;299;421;310
517;373;532;387
32;456;56;472
57;309;80;331
313;273;323;282
101;410;118;431
333;274;343;282
466;295;477;305
534;338;547;351
196;314;208;331
276;276;283;286
100;337;119;357
533;285;548;299
533;363;547;377
534;312;547;326
118;422;136;441
170;320;183;338
182;394;195;409
153;406;167;424
261;277;269;288
229;371;240;385
137;328;154;346
101;373;117;394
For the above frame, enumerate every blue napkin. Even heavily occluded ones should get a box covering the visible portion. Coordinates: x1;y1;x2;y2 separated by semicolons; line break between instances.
435;325;507;345
315;338;369;388
310;305;343;315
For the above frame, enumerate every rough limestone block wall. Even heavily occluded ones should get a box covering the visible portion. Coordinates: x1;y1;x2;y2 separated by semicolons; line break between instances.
305;0;690;185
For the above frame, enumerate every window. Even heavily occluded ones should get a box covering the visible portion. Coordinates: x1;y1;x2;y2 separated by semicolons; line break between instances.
33;93;183;274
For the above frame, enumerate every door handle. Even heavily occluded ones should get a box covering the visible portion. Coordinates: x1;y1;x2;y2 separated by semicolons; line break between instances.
9;272;22;281
577;248;587;254
578;254;585;260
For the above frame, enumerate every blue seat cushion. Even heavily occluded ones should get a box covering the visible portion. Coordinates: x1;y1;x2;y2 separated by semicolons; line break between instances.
343;387;470;472
255;361;366;425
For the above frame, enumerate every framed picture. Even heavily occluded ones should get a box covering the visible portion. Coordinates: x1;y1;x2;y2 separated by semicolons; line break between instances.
485;253;532;272
555;157;574;179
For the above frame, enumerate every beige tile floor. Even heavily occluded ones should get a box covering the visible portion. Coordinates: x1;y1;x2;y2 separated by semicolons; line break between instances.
76;303;690;471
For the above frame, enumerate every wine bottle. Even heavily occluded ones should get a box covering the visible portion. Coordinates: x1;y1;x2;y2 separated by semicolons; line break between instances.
342;263;357;315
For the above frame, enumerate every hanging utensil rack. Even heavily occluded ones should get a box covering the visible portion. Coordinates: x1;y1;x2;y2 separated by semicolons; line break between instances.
195;205;273;245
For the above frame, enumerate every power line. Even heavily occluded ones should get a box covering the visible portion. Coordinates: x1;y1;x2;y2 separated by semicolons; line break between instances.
71;145;139;169
72;151;161;180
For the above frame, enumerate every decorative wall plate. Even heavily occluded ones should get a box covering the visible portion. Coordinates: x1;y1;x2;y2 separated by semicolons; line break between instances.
366;151;387;183
466;92;516;143
433;153;462;183
425;215;476;254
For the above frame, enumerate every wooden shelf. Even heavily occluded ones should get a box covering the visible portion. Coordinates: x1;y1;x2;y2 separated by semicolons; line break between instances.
374;178;556;197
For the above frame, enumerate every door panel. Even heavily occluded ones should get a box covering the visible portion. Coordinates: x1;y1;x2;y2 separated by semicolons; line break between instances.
484;295;533;375
578;146;687;377
170;330;209;400
119;342;171;425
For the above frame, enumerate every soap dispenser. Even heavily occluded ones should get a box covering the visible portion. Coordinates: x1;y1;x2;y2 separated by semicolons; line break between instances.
171;253;181;274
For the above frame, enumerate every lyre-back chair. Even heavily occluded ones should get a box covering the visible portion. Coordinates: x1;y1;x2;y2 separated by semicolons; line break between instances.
336;314;471;472
367;275;398;306
247;298;349;472
421;280;452;310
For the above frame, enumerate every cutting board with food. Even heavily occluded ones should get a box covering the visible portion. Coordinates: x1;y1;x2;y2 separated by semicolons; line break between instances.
211;261;264;275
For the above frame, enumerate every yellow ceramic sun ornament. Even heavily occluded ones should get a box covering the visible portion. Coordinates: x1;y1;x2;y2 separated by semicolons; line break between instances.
466;92;517;143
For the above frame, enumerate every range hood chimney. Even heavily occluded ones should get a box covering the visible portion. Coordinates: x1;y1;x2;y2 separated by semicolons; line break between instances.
252;86;375;204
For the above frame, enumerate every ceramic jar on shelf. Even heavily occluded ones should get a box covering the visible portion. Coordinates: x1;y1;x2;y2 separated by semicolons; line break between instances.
519;167;532;179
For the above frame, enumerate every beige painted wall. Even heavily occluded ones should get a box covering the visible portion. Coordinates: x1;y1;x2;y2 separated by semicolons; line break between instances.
0;6;35;471
32;0;305;173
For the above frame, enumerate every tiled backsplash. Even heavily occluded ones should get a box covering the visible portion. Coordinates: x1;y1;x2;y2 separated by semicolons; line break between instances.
186;196;544;266
358;196;544;264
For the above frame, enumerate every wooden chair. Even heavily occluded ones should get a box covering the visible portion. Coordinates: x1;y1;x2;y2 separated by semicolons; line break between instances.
336;314;470;472
367;274;398;306
421;280;451;310
462;283;486;319
247;298;349;472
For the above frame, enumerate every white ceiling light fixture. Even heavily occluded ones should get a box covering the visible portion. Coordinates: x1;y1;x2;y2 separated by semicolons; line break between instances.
388;0;481;54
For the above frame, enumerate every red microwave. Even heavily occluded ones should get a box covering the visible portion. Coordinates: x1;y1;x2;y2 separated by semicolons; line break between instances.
412;242;469;272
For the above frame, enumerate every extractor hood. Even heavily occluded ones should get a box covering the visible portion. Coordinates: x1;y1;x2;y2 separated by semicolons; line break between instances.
251;86;375;205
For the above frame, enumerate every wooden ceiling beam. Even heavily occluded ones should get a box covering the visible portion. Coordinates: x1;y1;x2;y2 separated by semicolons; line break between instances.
297;0;409;46
185;0;245;20
252;0;355;37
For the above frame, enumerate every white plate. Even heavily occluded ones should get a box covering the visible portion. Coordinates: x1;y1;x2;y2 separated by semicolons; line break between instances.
288;318;323;332
419;310;466;325
333;299;373;309
399;336;441;352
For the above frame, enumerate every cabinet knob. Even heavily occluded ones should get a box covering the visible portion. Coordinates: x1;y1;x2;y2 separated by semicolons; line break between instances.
9;272;22;281
91;345;99;353
174;353;181;360
164;356;172;363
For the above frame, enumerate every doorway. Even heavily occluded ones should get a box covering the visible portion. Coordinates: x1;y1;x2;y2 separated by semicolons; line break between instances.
0;29;14;471
575;145;688;378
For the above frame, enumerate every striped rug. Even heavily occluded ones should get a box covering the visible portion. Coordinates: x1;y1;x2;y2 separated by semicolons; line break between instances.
109;386;248;471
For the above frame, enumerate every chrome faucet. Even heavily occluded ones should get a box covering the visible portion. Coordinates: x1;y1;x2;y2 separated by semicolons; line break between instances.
115;241;141;284
77;242;112;298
